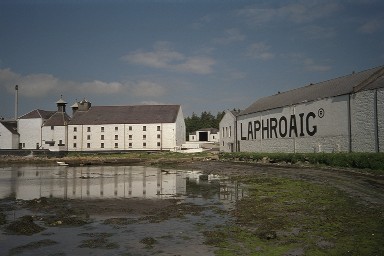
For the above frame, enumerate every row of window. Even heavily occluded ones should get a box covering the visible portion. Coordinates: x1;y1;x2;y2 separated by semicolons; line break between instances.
73;134;161;140
72;142;161;149
73;126;161;132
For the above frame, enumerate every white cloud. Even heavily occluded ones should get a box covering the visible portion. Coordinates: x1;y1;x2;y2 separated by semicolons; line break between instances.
213;28;246;45
284;54;331;72
358;18;383;34
0;68;166;99
131;80;166;97
300;25;336;39
121;41;215;74
246;42;275;60
0;68;58;97
77;80;124;95
302;58;331;72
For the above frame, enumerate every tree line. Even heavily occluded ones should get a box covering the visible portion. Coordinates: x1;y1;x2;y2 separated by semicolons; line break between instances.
184;111;225;135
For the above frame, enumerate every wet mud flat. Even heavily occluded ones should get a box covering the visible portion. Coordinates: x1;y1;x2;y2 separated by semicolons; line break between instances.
0;196;226;255
0;161;384;255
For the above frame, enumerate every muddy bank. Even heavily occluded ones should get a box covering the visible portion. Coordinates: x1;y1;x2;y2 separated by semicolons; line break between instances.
175;161;384;206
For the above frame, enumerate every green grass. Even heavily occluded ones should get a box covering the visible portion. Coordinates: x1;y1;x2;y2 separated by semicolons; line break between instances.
220;152;384;172
205;176;384;255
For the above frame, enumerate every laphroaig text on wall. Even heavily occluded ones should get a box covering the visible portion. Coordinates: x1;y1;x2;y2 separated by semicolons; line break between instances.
240;109;323;140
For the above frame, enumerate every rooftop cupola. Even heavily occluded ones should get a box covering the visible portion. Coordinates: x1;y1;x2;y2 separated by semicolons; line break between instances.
56;95;67;113
71;100;79;116
78;98;91;111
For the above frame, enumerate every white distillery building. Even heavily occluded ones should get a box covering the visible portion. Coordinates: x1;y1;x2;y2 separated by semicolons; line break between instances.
41;98;71;151
223;65;384;153
219;110;240;152
67;100;186;152
188;128;219;143
18;109;56;149
0;120;19;149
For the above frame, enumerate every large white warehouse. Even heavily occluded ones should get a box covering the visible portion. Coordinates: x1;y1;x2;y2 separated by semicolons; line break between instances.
221;66;384;153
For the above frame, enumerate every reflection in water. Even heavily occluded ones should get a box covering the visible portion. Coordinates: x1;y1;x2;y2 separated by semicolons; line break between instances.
0;166;245;202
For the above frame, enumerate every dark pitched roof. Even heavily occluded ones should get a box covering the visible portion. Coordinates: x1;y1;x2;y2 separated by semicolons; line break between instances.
19;109;56;120
43;112;71;126
0;121;18;135
69;105;181;125
240;65;384;116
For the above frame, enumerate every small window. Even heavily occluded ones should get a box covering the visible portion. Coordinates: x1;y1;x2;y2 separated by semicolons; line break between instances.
101;143;104;148
74;127;77;132
115;127;118;131
157;142;161;147
101;127;104;132
157;134;160;139
115;135;118;140
143;135;146;140
87;127;91;132
87;135;91;140
114;143;118;148
87;143;90;148
129;126;132;131
73;143;77;148
73;135;77;140
51;126;54;130
157;126;160;131
143;126;146;131
101;135;104;140
143;142;146;147
129;143;132;148
129;135;132;140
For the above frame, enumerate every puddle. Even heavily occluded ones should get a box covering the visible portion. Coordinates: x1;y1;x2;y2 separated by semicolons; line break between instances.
0;165;246;255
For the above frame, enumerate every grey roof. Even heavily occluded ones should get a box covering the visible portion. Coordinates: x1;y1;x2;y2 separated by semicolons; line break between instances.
43;112;71;126
19;109;56;120
69;105;181;125
56;98;67;104
0;121;18;135
240;65;384;116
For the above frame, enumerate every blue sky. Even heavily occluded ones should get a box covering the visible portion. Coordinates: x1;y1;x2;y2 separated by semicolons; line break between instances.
1;0;383;119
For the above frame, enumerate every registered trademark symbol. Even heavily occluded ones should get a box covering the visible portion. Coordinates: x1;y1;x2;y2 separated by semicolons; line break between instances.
318;108;325;118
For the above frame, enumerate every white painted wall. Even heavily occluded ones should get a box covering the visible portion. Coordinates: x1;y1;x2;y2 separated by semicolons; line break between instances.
219;110;236;152
18;118;43;149
237;89;384;153
174;107;186;148
0;124;19;149
350;88;384;152
67;122;184;151
41;125;68;151
237;95;350;153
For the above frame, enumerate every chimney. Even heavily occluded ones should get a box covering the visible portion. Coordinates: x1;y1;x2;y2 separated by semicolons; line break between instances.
14;85;18;120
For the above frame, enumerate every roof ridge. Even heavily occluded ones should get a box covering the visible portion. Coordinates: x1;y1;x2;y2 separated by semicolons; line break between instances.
353;66;384;92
